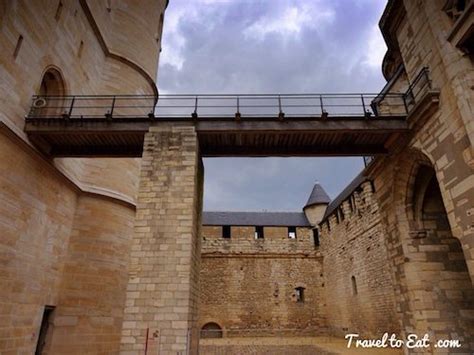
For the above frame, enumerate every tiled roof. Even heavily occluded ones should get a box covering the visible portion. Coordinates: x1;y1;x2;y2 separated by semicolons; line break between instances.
304;183;331;208
202;211;311;227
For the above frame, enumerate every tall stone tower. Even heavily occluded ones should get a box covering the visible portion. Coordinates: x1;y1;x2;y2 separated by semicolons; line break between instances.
368;0;474;349
0;1;167;353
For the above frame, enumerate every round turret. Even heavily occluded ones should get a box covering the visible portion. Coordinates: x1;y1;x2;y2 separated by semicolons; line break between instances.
303;181;330;226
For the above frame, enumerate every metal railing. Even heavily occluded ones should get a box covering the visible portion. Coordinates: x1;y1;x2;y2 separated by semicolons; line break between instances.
25;68;433;121
26;93;409;121
371;66;432;116
402;66;432;111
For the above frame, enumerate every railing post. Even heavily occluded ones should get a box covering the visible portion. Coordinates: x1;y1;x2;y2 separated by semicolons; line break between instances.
362;94;372;118
105;96;115;120
402;94;409;114
320;95;328;119
68;97;75;117
278;95;284;120
235;96;241;120
192;96;198;119
111;96;116;116
148;96;156;119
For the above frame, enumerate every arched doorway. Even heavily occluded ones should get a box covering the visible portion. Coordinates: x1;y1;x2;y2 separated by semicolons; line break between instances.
35;67;66;117
200;322;223;338
407;164;474;347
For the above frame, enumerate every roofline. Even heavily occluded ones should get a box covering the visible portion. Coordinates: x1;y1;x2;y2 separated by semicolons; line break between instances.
303;202;329;210
202;223;311;227
318;172;371;224
203;210;303;213
202;211;311;227
379;0;406;80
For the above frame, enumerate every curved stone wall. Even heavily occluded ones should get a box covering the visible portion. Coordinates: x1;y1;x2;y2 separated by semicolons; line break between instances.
48;195;135;354
0;0;165;352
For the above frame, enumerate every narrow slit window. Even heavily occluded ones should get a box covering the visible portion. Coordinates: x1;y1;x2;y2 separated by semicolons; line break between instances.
13;35;23;59
295;287;305;302
222;225;231;239
35;305;55;354
55;1;63;21
349;196;355;212
77;40;84;58
313;228;320;247
288;226;297;239
254;226;264;239
351;276;358;295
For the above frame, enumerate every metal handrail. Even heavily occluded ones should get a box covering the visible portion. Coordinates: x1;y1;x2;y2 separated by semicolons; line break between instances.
403;67;432;102
26;92;409;121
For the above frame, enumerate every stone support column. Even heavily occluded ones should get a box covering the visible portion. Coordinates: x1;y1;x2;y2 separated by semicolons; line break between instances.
120;123;203;355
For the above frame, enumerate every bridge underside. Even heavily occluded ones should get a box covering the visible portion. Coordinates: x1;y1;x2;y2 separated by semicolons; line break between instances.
24;117;408;157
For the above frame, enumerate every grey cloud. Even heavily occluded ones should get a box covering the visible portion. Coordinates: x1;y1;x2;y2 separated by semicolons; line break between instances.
158;0;388;211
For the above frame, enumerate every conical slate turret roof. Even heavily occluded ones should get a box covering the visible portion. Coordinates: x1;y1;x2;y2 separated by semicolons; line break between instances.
304;182;331;208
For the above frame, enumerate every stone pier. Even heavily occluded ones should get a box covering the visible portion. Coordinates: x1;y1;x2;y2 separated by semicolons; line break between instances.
120;123;203;354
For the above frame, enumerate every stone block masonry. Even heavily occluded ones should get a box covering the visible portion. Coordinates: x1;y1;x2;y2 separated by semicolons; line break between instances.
199;226;327;336
120;123;204;355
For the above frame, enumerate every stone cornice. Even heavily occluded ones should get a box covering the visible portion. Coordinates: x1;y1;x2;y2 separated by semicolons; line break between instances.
379;0;406;80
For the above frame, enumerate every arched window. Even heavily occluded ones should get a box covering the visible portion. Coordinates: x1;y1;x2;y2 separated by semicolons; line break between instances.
351;276;358;295
36;68;66;117
200;322;223;338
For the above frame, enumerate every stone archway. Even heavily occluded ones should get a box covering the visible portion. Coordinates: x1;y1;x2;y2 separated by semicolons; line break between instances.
37;67;66;117
405;163;474;348
201;322;223;339
379;149;474;351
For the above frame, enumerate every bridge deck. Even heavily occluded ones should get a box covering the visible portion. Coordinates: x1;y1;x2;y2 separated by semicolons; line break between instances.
25;116;408;157
23;92;414;157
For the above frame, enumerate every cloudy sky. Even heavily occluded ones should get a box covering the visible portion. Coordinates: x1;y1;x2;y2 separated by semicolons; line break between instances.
158;0;388;211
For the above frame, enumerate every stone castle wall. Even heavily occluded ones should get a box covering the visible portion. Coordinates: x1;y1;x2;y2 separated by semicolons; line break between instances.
0;129;78;352
369;0;474;351
199;226;327;336
1;0;473;353
319;181;399;337
0;1;166;353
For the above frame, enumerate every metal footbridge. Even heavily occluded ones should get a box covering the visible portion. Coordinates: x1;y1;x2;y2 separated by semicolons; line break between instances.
24;68;436;157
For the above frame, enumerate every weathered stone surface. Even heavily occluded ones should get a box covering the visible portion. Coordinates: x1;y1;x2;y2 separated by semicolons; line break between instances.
320;181;400;338
120;123;204;355
0;0;473;354
0;0;166;353
199;226;326;336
